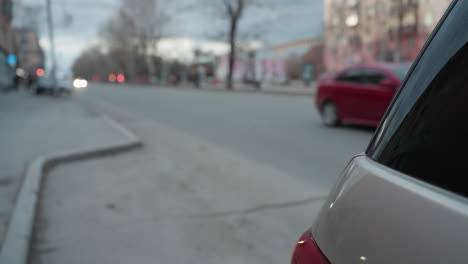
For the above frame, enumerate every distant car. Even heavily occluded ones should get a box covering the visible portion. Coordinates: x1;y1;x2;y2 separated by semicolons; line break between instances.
72;78;88;89
33;76;56;95
316;63;410;127
292;1;468;263
33;77;73;95
57;80;73;95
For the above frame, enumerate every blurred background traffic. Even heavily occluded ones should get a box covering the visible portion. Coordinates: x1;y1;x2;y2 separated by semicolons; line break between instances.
0;0;452;92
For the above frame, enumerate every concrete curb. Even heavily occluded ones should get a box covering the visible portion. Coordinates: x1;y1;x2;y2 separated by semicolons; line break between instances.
0;115;142;264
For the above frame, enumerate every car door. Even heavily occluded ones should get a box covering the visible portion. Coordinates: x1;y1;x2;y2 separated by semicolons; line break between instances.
334;68;368;121
0;53;9;89
358;69;396;123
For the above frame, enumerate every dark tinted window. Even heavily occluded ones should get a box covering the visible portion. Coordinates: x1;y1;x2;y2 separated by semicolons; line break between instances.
337;69;366;84
363;69;387;86
337;68;387;86
368;0;468;198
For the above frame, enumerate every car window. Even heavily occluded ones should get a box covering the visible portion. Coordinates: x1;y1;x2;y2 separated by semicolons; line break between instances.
336;69;366;84
362;69;387;86
367;0;468;198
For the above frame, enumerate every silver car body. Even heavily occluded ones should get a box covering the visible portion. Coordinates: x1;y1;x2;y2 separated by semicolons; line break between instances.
314;155;468;264
57;80;73;92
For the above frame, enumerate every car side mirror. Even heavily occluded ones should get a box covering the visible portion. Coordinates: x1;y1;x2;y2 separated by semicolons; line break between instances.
379;79;399;89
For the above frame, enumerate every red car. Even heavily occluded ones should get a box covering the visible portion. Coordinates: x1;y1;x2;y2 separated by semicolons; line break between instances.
316;63;410;127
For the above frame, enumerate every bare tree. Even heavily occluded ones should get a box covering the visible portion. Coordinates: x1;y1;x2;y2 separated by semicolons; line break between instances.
98;0;170;80
393;0;404;63
101;9;139;80
14;4;42;32
208;0;260;90
100;0;170;82
123;0;170;51
121;0;170;81
72;45;109;79
73;0;172;83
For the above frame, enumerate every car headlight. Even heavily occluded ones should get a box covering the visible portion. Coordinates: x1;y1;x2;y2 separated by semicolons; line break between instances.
73;79;88;89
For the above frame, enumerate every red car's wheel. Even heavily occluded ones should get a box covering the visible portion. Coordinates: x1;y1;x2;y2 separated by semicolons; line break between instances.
321;102;340;127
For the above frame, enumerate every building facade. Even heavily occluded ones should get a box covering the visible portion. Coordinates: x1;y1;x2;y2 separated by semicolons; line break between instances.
14;28;45;75
216;38;323;85
0;0;15;54
0;0;15;90
324;0;452;72
264;38;323;82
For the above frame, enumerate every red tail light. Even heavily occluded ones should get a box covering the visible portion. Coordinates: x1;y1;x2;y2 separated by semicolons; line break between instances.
291;231;331;264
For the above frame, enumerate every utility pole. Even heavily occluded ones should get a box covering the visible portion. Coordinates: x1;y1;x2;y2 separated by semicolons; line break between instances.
376;2;388;61
393;0;403;63
45;0;57;83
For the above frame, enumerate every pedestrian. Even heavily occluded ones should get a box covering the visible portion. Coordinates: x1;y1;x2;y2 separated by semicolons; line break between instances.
13;73;21;90
192;67;200;88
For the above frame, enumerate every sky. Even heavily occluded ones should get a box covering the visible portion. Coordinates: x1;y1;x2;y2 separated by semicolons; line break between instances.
15;0;323;76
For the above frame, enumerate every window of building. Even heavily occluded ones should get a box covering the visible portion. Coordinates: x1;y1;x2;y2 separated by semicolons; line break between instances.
347;0;358;7
403;12;416;26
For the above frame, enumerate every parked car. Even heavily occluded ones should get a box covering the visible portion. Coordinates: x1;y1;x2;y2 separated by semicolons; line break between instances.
292;1;468;263
316;63;410;127
33;76;56;95
33;76;75;95
57;79;73;95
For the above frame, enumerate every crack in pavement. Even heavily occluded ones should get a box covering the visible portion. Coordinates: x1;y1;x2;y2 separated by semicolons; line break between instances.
191;195;327;218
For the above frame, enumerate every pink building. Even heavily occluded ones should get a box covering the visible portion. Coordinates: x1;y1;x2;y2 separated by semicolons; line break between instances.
323;0;452;73
216;38;323;84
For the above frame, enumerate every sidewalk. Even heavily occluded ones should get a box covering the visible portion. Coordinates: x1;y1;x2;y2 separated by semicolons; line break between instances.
31;97;328;264
0;91;127;247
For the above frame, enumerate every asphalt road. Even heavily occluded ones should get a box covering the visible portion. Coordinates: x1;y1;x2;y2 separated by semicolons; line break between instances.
80;83;374;189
